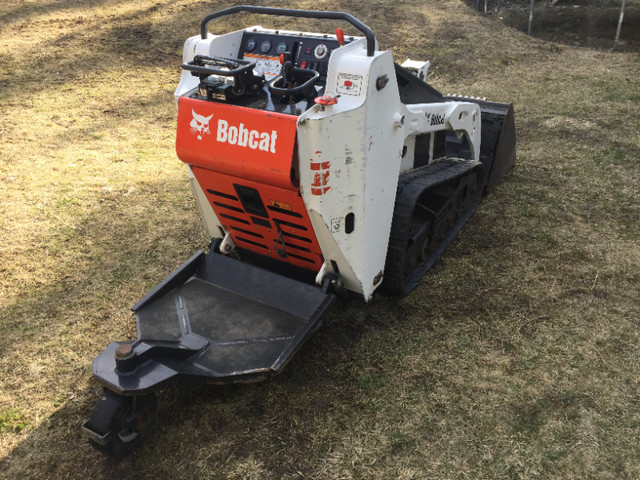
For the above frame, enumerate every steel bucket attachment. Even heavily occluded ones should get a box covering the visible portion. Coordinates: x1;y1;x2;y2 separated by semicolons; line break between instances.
445;96;516;193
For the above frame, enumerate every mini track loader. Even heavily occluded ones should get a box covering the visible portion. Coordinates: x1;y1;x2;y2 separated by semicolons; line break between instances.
83;6;516;456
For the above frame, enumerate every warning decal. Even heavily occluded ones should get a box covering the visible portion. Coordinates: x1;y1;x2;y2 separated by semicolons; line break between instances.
336;73;363;96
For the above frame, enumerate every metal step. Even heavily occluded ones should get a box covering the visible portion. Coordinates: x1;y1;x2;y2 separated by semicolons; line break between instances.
92;250;335;394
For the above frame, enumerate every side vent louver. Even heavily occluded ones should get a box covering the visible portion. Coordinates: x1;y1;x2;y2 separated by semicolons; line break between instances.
196;166;323;270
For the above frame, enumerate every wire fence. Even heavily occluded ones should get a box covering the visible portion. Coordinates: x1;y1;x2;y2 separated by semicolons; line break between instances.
470;0;632;51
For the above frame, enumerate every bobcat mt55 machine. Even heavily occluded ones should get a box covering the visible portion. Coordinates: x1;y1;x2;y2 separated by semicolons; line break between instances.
83;6;516;456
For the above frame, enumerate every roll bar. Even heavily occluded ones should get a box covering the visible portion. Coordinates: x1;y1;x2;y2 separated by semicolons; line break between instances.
200;5;376;57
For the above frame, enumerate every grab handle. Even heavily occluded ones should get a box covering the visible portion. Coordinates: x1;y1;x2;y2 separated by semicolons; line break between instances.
200;5;376;57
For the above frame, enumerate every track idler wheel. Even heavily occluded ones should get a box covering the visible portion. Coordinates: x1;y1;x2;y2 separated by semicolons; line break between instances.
84;390;157;456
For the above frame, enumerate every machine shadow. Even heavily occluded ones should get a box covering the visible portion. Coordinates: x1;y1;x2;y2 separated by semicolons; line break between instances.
0;162;408;475
1;282;406;479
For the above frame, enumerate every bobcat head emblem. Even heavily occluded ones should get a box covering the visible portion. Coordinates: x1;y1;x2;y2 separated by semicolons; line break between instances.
190;109;214;140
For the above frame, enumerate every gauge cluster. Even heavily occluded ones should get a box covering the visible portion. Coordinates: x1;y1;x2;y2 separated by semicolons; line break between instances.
239;31;343;80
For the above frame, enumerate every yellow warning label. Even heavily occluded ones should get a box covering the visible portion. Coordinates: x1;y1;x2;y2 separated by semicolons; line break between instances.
270;199;292;211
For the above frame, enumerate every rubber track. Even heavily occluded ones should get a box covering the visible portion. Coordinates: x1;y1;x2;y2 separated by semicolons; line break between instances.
383;158;484;295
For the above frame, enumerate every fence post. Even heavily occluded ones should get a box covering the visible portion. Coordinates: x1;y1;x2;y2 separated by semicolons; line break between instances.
528;0;535;35
610;0;627;51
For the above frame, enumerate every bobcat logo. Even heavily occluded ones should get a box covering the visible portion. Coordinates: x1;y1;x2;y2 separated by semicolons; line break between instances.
190;109;213;140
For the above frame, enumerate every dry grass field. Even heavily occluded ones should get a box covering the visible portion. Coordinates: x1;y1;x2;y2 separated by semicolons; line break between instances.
1;0;639;478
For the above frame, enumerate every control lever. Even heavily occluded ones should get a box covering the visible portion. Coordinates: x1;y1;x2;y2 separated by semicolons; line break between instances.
283;61;295;89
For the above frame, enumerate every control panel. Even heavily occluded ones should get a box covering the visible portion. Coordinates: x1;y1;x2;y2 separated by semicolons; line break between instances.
181;29;352;115
238;31;343;83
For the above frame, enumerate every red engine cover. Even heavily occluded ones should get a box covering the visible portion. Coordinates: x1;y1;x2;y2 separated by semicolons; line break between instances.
176;96;323;272
176;97;298;190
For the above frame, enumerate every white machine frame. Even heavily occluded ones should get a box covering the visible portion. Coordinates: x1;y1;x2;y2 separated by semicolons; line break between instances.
175;26;481;300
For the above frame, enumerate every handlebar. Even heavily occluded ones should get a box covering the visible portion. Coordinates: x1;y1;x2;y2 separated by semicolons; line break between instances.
200;5;376;57
182;55;255;77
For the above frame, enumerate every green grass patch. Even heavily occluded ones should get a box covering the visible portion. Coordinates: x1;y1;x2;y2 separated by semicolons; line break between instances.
598;146;637;165
0;409;27;434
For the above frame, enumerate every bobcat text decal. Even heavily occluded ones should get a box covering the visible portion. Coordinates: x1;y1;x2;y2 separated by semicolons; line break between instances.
189;110;278;152
177;97;297;189
426;112;445;127
216;120;278;153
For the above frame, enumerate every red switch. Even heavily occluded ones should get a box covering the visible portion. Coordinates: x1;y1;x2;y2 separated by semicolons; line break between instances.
344;80;353;87
314;95;339;106
335;28;345;46
301;60;307;69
